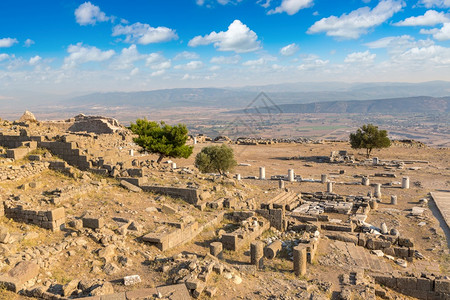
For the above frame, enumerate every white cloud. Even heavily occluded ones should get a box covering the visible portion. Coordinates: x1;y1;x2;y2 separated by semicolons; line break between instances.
209;65;221;71
151;69;166;77
110;44;145;70
397;44;450;64
145;53;165;65
63;43;115;69
257;0;272;8
344;50;376;63
0;38;18;48
188;20;261;53
308;0;404;39
28;56;42;65
298;56;329;70
130;67;139;76
24;39;34;47
242;58;266;66
174;51;200;60
394;10;450;26
268;0;313;15
112;22;178;45
75;2;109;26
151;61;172;70
0;54;10;62
421;23;450;40
280;43;299;56
196;0;243;5
418;0;450;8
210;55;241;64
174;60;204;70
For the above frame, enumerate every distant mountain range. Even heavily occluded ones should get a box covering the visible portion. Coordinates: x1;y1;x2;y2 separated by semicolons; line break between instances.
229;96;450;114
2;81;450;116
57;81;450;110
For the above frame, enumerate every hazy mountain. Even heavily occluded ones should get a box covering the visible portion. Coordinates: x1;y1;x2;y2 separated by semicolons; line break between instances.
58;81;450;110
230;96;450;114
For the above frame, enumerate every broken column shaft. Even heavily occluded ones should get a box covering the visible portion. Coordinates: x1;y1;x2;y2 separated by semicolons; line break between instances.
264;240;282;259
293;245;307;276
259;167;266;180
250;241;264;269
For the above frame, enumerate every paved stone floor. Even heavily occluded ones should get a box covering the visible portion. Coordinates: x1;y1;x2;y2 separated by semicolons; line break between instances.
431;191;450;232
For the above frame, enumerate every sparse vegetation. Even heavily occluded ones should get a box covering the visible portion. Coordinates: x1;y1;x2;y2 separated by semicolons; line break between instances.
349;124;391;158
129;119;193;164
194;144;237;174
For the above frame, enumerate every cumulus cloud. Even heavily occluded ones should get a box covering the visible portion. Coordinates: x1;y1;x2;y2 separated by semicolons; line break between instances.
110;44;145;70
75;2;109;26
63;43;115;69
308;0;404;39
174;60;204;70
174;51;200;60
210;55;241;64
112;22;178;45
28;55;42;65
298;55;329;70
344;50;376;63
422;22;450;40
280;43;299;56
397;44;450;64
268;0;313;15
0;38;18;48
188;20;261;53
418;0;450;8
394;10;449;26
24;39;34;47
257;0;273;8
242;56;276;66
0;54;10;62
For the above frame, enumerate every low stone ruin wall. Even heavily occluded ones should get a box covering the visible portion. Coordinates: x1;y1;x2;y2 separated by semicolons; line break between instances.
3;203;65;231
39;141;91;170
143;212;225;251
0;162;49;181
221;216;270;251
256;208;286;231
373;274;450;300
141;185;200;205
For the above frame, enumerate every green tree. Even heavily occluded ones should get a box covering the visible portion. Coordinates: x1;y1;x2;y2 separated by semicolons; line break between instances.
195;144;237;174
129;119;193;163
349;124;391;158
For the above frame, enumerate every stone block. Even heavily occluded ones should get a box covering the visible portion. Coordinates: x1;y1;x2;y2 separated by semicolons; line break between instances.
435;279;450;293
120;180;142;193
125;288;158;300
416;278;432;291
82;216;105;229
398;237;414;248
46;207;65;221
161;204;176;214
123;275;141;286
397;277;417;290
0;261;39;292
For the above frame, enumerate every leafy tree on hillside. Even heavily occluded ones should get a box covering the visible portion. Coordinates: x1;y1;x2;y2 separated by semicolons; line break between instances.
195;144;237;174
129;119;193;163
349;124;391;158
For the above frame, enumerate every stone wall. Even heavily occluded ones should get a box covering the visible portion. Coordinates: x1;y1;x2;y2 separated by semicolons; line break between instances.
256;208;286;231
0;162;49;181
221;216;270;251
3;203;65;231
373;274;450;300
140;185;200;205
39;141;92;170
143;212;224;251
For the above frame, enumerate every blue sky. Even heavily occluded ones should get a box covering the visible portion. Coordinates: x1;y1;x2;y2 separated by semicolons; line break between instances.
1;0;450;95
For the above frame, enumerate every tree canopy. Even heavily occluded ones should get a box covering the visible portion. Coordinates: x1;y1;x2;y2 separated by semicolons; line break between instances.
195;144;237;174
129;119;193;163
349;124;391;158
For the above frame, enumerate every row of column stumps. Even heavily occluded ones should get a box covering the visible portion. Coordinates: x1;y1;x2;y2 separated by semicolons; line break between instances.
211;240;307;276
235;169;409;194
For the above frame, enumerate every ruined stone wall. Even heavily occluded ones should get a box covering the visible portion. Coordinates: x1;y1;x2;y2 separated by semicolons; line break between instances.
143;212;225;251
140;186;199;205
0;162;48;181
39;141;92;170
256;208;286;231
373;274;450;300
3;203;65;231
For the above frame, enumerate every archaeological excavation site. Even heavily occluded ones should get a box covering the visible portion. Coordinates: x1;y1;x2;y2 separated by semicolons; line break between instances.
0;112;449;300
